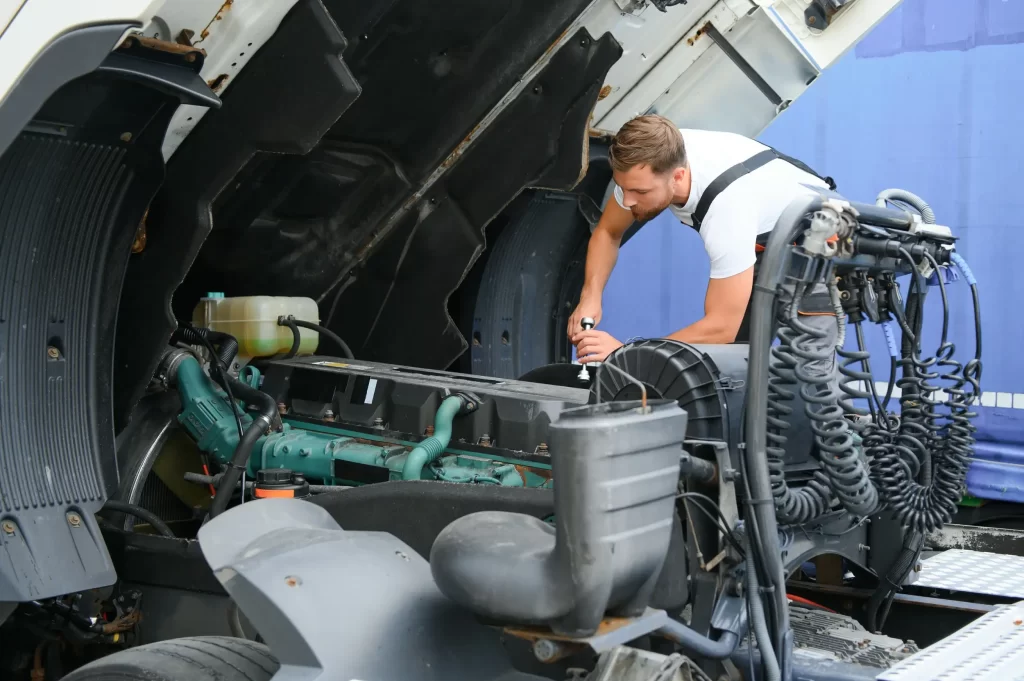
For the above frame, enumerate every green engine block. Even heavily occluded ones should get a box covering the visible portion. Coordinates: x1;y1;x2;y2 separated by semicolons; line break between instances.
173;355;545;488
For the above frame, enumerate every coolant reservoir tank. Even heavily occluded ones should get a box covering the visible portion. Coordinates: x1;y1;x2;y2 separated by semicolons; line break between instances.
193;293;320;359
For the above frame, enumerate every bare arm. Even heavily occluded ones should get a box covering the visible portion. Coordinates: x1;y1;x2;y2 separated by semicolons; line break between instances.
566;198;636;335
666;266;754;344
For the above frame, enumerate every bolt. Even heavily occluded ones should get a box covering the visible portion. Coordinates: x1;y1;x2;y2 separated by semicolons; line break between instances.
373;417;384;428
1015;619;1023;626
537;443;549;454
323;410;335;422
119;132;132;142
47;346;59;359
282;446;290;454
185;52;197;62
285;575;301;587
2;520;14;534
533;639;562;663
480;433;491;446
277;402;288;414
67;513;81;527
299;448;312;457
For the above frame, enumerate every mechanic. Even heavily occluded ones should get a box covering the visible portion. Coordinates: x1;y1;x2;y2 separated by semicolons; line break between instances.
569;114;839;365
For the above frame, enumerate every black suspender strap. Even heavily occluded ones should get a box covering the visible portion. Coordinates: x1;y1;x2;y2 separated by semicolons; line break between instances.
690;146;837;231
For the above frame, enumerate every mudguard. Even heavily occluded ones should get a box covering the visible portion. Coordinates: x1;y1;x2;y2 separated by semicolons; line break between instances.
197;498;543;681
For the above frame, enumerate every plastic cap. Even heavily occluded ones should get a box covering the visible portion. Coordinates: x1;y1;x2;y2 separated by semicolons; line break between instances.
257;468;293;484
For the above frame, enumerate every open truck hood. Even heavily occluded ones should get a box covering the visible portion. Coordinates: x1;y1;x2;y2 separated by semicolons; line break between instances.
0;0;897;603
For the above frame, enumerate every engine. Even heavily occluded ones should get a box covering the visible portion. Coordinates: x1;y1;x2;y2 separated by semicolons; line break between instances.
164;351;588;496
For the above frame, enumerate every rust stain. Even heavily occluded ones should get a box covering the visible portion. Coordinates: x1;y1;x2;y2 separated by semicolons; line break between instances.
122;35;206;60
196;0;234;45
207;73;230;92
132;210;148;254
687;24;709;47
597;84;612;101
505;615;636;644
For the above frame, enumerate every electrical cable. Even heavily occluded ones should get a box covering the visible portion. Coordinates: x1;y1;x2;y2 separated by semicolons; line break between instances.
677;491;746;557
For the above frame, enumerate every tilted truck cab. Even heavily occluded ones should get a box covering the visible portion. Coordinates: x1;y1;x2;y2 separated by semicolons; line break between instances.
6;2;1009;681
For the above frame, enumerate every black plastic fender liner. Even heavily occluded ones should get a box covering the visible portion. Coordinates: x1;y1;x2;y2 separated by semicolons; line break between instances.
0;31;212;602
113;0;363;433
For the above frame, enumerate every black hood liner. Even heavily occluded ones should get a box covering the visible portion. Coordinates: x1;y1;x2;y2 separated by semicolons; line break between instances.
168;1;618;362
117;0;621;431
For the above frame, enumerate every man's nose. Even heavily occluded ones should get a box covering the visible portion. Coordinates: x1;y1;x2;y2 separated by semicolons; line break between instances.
622;194;637;208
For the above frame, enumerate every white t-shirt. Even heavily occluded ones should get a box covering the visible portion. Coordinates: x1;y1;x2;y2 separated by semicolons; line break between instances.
613;128;829;279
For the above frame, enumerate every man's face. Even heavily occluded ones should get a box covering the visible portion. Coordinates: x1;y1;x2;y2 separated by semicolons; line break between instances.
613;164;685;222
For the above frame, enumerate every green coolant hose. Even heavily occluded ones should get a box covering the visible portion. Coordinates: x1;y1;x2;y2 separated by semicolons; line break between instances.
401;395;464;481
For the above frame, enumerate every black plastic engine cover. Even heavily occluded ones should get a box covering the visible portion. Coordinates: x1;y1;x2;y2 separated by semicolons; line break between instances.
260;356;590;459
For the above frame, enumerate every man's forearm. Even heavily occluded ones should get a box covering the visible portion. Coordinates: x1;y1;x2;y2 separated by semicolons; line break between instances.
581;228;621;298
665;316;739;344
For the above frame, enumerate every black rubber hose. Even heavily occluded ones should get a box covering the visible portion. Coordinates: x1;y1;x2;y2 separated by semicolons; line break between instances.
288;318;354;359
173;326;239;371
746;195;824;662
209;420;267;519
280;317;302;359
101;500;176;539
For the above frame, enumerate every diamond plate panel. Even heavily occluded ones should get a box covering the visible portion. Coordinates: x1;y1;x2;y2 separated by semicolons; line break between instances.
877;601;1024;681
912;549;1024;598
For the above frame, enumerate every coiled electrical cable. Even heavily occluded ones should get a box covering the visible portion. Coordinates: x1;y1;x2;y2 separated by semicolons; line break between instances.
788;283;878;517
766;323;833;523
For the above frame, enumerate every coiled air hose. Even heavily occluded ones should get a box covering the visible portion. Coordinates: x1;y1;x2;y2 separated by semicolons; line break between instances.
766;324;834;524
787;283;878;517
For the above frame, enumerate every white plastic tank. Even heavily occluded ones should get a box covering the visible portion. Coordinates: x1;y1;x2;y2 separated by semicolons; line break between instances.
193;293;321;359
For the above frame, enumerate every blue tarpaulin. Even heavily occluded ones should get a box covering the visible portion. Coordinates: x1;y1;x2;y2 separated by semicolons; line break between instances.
599;0;1024;500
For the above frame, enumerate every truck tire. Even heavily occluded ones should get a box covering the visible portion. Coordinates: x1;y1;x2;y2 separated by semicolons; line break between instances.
466;191;591;379
61;636;279;681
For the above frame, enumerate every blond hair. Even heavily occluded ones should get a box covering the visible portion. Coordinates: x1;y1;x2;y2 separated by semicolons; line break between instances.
609;114;687;175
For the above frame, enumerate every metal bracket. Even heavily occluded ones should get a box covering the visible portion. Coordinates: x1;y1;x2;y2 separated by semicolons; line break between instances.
703;22;785;108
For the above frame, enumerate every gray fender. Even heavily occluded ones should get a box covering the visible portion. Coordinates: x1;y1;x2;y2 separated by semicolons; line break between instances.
197;498;539;681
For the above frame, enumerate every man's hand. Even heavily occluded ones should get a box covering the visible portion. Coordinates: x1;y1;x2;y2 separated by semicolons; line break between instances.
572;329;623;364
567;297;603;338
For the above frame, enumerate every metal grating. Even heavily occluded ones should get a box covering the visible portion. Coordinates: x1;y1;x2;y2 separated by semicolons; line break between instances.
878;601;1024;681
912;549;1024;599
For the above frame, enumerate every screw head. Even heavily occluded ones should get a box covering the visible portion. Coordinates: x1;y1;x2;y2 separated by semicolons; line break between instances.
285;575;301;587
67;513;81;527
47;346;60;359
2;520;15;534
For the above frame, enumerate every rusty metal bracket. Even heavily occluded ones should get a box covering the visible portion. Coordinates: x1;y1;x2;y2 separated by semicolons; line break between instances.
98;37;222;110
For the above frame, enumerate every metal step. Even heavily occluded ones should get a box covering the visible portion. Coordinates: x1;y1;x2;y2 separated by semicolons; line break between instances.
909;548;1024;599
877;601;1024;681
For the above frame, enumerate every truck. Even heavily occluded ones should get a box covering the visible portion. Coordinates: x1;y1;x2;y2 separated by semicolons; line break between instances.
1;1;1012;680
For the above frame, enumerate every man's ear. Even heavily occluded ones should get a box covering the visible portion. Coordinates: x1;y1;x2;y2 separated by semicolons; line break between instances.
673;166;688;186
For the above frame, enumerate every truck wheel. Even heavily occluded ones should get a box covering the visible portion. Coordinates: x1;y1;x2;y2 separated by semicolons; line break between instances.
62;636;279;681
